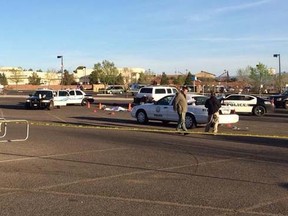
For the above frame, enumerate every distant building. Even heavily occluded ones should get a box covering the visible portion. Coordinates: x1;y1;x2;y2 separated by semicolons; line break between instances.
73;66;145;84
0;67;61;85
268;68;276;75
0;66;145;86
195;71;216;79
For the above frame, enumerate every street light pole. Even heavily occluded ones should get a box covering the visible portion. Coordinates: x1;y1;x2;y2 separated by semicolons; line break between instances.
273;54;281;92
83;66;86;84
57;55;64;89
256;64;262;95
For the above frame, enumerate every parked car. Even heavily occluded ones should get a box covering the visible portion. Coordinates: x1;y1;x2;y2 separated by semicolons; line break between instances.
127;83;146;96
133;86;178;105
186;93;208;105
269;90;288;109
219;94;274;116
106;86;125;94
187;93;236;115
25;89;68;110
131;94;239;129
66;89;94;106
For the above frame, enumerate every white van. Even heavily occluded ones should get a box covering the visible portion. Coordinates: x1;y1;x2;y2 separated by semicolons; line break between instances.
133;86;178;104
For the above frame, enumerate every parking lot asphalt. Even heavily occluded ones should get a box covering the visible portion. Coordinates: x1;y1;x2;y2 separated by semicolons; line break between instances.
0;96;287;215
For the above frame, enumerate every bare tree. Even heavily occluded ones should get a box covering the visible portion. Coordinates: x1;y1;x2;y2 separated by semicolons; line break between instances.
45;69;59;86
9;68;25;90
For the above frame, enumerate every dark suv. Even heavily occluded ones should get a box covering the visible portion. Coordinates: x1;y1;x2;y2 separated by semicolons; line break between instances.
25;89;55;110
270;90;288;109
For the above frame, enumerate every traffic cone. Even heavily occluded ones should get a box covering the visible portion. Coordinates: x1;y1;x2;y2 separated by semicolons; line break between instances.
226;123;232;128
128;103;132;111
87;102;90;109
98;103;102;109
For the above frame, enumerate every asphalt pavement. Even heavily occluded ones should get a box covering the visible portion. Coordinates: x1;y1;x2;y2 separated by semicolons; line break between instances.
0;95;287;216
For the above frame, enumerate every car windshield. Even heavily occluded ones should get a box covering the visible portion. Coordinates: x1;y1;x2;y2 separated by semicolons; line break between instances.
155;95;174;105
33;91;53;98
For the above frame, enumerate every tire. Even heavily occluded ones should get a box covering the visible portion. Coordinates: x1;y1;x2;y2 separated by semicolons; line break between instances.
253;105;265;116
136;110;148;124
81;99;88;106
285;101;288;109
185;114;196;129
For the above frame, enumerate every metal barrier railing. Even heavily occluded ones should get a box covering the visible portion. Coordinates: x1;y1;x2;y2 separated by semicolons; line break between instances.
0;119;29;142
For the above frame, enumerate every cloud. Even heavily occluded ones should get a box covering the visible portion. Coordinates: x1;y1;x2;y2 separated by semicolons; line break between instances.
189;0;273;22
215;0;272;13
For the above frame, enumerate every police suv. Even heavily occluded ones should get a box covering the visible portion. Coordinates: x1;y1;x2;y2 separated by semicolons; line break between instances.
219;94;274;116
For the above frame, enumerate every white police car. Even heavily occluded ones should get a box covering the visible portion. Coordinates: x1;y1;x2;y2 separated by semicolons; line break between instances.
131;94;239;129
219;94;274;116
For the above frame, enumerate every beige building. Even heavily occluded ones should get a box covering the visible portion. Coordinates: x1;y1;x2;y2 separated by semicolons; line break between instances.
0;67;61;85
74;66;145;84
0;66;145;86
195;71;216;79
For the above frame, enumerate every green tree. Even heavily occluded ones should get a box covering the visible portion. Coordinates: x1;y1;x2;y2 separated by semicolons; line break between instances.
138;71;156;84
62;70;75;85
93;60;119;86
89;70;100;84
173;75;185;85
160;72;169;85
115;73;124;85
0;73;8;85
184;72;193;85
28;72;41;85
249;63;272;93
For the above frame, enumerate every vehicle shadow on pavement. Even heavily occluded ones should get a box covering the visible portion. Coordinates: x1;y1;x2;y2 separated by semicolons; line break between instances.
70;116;177;129
0;104;25;110
208;135;288;148
278;182;288;190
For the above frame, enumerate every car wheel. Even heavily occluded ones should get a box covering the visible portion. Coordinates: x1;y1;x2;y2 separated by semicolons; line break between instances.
253;105;265;116
285;101;288;109
136;110;148;124
185;114;196;129
81;99;88;106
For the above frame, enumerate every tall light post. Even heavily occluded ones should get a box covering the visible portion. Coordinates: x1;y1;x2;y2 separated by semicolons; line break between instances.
273;53;281;92
57;55;64;88
256;64;262;95
83;66;87;84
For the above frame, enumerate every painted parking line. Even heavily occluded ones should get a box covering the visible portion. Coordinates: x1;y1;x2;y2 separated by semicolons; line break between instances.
29;121;288;140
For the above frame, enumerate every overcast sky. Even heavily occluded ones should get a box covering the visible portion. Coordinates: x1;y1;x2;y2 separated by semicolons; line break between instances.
0;0;287;76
